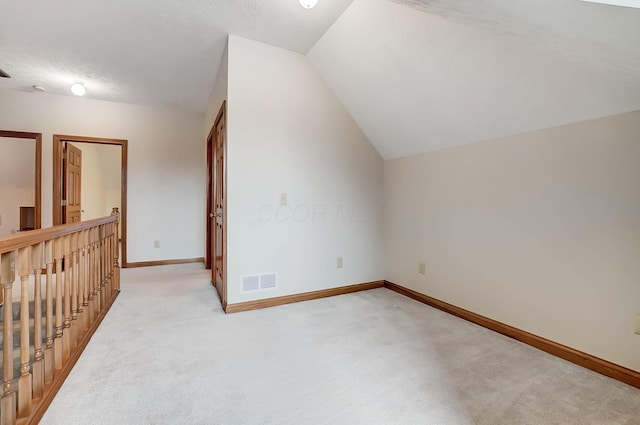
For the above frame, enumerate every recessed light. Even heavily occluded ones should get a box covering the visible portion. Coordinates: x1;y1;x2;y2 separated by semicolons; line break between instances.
32;85;46;92
299;0;318;9
71;82;86;96
580;0;640;8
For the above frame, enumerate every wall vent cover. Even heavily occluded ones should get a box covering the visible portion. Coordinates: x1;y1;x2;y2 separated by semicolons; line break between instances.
241;275;260;292
260;273;277;290
241;273;278;292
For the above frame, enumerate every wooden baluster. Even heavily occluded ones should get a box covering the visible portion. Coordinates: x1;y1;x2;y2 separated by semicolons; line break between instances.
112;208;120;292
70;233;79;346
17;247;32;418
100;224;106;310
87;228;96;322
44;240;54;383
62;236;71;358
102;223;111;307
96;225;102;312
77;230;85;334
96;226;102;313
31;243;44;399
105;223;112;299
53;237;64;370
0;252;17;425
81;229;90;332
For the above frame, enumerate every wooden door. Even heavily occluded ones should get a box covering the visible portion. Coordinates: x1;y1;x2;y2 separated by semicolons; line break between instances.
64;143;82;223
211;103;226;305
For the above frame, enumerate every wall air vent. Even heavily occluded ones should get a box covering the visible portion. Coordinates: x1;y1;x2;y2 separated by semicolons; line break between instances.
0;68;10;78
241;273;278;292
260;273;277;290
242;275;260;292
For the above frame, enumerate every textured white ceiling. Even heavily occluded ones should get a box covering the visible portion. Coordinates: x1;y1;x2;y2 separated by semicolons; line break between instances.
309;0;640;158
0;0;354;111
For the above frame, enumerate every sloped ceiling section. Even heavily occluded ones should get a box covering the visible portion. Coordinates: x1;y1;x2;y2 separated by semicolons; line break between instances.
309;0;640;159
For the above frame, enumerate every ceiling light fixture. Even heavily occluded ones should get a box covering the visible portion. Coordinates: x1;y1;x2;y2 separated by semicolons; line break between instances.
0;68;10;78
299;0;318;9
32;85;46;92
580;0;640;7
70;82;86;96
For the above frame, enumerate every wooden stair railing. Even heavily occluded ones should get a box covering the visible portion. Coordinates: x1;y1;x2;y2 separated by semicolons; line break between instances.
0;208;120;425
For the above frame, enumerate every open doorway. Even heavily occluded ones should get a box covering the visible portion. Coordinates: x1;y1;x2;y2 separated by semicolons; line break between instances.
206;102;227;309
0;130;42;236
53;135;128;267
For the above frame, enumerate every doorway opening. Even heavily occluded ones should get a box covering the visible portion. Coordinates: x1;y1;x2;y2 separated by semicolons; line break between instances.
0;130;42;235
206;102;227;309
53;135;129;267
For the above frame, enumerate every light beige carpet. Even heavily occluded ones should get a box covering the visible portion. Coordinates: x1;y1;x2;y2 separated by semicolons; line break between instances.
41;263;640;425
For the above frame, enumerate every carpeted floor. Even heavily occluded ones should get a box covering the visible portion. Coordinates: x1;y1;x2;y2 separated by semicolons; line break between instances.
40;263;640;425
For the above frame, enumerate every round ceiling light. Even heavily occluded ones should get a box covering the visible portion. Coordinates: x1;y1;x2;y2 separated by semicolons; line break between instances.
71;82;86;96
299;0;318;9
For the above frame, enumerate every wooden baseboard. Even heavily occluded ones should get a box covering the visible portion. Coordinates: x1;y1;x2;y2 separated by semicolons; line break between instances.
25;290;120;425
124;257;204;268
225;280;385;314
384;281;640;389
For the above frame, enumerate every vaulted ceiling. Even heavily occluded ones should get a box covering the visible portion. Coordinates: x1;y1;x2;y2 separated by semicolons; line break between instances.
310;0;640;158
1;0;639;159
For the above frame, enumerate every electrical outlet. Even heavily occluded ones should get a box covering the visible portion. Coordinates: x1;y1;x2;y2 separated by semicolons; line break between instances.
280;193;287;206
337;257;343;269
418;262;426;275
634;313;640;335
154;240;160;248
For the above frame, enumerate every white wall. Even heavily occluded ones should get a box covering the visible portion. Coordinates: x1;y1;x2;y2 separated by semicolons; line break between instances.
0;90;206;263
78;143;121;221
0;188;35;237
0;138;35;237
384;111;640;371
226;35;384;304
204;39;228;138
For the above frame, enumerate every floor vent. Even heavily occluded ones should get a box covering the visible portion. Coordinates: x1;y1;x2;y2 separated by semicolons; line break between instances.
241;273;277;292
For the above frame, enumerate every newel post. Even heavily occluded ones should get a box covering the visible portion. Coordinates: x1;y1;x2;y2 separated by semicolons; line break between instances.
111;208;120;291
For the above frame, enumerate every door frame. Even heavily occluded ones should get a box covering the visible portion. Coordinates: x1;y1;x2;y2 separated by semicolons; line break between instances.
206;101;227;307
53;134;129;267
0;130;42;230
206;126;213;270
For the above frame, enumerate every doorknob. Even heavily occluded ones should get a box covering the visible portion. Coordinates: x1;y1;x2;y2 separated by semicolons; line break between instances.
209;213;214;218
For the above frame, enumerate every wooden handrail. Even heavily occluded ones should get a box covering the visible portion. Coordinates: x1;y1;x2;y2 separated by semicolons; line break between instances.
0;215;117;255
0;209;120;425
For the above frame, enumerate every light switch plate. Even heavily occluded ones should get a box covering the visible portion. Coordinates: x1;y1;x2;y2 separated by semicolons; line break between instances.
280;193;287;206
337;257;343;269
418;262;426;275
